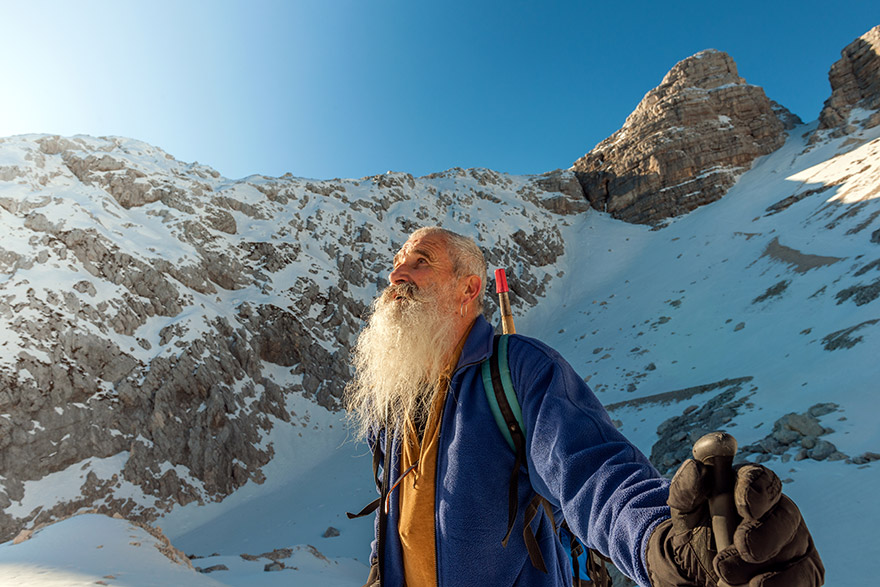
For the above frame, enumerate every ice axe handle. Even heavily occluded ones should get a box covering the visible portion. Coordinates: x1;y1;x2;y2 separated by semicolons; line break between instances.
692;432;738;554
495;268;516;335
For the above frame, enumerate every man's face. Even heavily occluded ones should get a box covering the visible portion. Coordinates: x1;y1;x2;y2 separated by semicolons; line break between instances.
346;233;464;438
387;233;458;305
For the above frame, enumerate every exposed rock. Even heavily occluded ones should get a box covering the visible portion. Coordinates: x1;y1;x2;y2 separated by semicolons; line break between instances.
817;25;880;135
197;564;229;573
765;184;835;216
822;319;880;350
522;170;590;215
0;134;579;542
740;404;854;464
770;100;804;130
835;277;880;306
60;152;162;209
12;528;32;544
573;50;789;225
305;544;330;563
852;452;880;465
206;208;237;234
854;257;880;277
645;379;755;475
760;237;845;273
130;518;193;567
241;548;293;561
752;280;790;304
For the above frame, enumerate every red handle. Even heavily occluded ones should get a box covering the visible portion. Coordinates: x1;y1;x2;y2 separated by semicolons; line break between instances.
495;268;509;293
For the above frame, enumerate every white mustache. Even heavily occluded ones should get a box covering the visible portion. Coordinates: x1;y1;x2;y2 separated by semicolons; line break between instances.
383;282;422;303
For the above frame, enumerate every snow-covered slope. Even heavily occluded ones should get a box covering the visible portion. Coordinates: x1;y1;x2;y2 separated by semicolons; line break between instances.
1;115;877;586
184;113;879;585
533;119;880;585
0;36;879;582
0;133;589;583
0;513;224;586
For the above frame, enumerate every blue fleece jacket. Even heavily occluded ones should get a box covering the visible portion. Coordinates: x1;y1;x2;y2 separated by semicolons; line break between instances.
369;315;670;586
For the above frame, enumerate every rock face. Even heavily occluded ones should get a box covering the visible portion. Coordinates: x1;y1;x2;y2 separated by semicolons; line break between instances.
0;135;586;541
572;50;796;225
817;25;880;135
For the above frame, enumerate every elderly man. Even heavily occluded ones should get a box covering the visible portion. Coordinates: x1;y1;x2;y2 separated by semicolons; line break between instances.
346;226;823;587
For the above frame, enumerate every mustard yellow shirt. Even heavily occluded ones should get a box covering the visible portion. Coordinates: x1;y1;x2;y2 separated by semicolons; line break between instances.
399;384;447;587
398;325;472;587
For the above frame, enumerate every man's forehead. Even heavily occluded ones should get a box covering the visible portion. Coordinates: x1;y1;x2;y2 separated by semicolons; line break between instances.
394;233;448;261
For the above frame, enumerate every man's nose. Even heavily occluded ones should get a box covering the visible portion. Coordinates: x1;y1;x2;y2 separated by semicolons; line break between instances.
389;264;410;285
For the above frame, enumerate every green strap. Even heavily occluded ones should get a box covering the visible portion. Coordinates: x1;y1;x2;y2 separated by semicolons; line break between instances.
481;352;511;449
481;334;611;587
481;335;524;450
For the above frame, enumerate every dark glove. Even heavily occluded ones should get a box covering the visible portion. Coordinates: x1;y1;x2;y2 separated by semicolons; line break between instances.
647;459;824;586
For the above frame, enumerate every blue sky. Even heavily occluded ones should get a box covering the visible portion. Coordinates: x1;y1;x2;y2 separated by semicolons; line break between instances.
0;1;878;180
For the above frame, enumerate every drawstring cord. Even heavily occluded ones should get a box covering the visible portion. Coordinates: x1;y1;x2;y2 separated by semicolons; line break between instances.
384;459;420;514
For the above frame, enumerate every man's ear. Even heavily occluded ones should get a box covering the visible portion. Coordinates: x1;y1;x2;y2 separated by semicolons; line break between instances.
461;274;482;306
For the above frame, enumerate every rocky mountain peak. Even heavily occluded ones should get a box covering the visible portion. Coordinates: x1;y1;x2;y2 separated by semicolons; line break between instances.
573;50;796;225
817;24;880;135
631;49;744;114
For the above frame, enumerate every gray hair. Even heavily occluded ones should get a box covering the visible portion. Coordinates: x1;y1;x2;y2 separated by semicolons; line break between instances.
408;226;487;311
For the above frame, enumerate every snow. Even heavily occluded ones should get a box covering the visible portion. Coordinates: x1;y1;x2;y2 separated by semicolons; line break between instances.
0;514;224;587
0;406;376;586
1;115;880;585
520;120;880;584
4;453;155;520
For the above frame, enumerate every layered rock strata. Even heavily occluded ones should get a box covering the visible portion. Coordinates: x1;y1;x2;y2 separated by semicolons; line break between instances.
573;50;795;225
817;24;880;135
0;135;584;541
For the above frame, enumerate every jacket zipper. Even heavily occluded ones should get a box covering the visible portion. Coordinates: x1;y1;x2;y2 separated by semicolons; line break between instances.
378;431;392;583
433;331;495;587
434;345;495;586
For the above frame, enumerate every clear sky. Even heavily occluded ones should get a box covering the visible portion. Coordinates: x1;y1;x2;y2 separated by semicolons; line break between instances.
0;1;878;180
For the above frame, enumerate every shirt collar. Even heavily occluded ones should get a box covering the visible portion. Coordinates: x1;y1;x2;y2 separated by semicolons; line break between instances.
453;314;495;372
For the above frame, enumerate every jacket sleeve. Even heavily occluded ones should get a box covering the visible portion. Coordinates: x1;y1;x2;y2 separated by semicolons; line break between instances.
508;335;670;587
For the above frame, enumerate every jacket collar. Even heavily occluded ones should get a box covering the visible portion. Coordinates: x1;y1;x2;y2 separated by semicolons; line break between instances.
453;315;495;372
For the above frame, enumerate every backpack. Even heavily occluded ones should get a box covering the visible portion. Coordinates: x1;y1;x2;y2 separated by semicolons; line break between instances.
480;334;612;587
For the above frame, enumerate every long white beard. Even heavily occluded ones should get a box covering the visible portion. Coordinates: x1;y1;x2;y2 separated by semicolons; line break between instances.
345;281;459;440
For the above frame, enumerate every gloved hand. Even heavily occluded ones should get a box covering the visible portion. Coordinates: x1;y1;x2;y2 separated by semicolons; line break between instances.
646;459;824;586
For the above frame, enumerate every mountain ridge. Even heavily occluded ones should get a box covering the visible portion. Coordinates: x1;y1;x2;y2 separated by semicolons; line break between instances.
0;133;587;540
0;24;878;586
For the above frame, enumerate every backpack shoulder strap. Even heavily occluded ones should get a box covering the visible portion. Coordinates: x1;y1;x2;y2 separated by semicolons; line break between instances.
480;334;523;451
480;334;549;572
480;335;613;587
